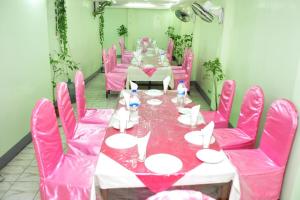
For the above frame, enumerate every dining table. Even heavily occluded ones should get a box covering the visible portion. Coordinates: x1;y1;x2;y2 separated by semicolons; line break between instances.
125;40;174;89
90;90;240;200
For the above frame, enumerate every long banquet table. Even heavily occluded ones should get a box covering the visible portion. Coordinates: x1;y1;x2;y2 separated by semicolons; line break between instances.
125;42;174;89
91;91;239;200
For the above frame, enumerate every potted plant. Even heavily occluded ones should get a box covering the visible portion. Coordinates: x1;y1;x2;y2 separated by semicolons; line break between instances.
117;24;128;42
203;58;225;110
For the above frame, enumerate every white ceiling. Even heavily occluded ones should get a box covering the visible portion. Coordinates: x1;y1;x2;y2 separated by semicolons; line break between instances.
109;0;193;9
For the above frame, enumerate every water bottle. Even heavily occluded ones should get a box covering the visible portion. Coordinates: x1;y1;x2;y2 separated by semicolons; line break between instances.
129;90;140;122
177;80;186;107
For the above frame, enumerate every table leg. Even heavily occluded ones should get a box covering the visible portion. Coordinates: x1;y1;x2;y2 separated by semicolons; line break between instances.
100;189;108;200
218;181;232;200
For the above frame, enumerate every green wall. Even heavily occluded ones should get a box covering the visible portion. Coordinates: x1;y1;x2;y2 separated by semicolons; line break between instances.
104;8;177;54
191;0;300;199
47;0;101;80
0;0;52;156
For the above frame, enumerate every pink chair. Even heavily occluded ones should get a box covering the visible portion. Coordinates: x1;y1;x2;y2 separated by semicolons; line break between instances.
108;46;128;74
103;49;126;97
119;37;133;64
166;39;174;63
201;80;236;128
112;44;129;69
75;70;114;125
213;86;264;150
31;98;97;200
57;82;106;156
226;99;298;200
147;190;215;200
173;50;193;91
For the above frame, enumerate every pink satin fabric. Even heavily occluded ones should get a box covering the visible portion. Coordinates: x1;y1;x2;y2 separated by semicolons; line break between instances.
213;86;264;150
166;39;174;63
110;45;129;73
103;49;126;92
226;99;298;200
101;91;221;193
119;37;133;64
202;80;236;128
75;70;114;124
31;99;97;200
147;190;215;200
56;82;106;156
142;66;157;77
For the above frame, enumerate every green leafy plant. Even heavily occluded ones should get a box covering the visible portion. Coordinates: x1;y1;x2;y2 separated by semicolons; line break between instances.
117;24;128;37
55;0;68;54
203;58;225;110
165;26;193;64
93;1;112;48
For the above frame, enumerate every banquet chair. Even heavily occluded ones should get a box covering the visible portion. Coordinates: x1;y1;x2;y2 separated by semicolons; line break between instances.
112;44;129;69
226;99;298;200
213;86;264;150
75;70;114;125
172;48;191;74
173;50;193;91
57;82;106;156
201;80;236;128
31;98;97;200
166;39;174;63
147;190;215;200
119;37;133;64
108;45;128;74
103;49;126;98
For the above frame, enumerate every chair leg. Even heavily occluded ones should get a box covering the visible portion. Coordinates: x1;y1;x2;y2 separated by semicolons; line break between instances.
106;90;109;98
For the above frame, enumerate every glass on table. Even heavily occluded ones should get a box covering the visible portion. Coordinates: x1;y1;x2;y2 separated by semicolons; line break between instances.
136;118;151;162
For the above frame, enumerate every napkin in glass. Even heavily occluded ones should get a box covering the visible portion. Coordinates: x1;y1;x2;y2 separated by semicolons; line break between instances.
163;76;171;93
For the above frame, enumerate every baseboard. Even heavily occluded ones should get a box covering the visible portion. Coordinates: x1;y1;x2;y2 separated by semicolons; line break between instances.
0;69;101;170
0;133;32;170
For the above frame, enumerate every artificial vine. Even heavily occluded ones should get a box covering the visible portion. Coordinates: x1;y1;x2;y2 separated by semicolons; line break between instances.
55;0;68;54
93;1;112;48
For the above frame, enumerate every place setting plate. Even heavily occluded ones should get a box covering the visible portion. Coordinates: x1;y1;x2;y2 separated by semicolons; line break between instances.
145;154;183;174
177;115;205;126
144;89;163;97
177;107;191;115
184;131;216;146
171;97;192;105
147;99;162;106
110;118;135;130
105;134;137;149
196;149;224;164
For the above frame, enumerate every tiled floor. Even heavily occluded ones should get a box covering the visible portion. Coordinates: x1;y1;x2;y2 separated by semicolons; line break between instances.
0;73;209;200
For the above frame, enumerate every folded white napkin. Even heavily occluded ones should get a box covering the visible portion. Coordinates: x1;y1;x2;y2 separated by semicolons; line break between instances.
118;107;130;132
121;90;130;109
201;121;215;148
137;131;151;161
190;105;200;125
163;76;171;93
130;81;138;90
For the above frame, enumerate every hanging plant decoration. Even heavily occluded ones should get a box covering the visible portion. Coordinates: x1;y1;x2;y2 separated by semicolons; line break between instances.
55;0;68;54
93;1;112;48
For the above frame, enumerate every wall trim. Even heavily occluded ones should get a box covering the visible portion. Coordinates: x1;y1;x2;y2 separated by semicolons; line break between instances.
0;133;32;170
0;69;100;170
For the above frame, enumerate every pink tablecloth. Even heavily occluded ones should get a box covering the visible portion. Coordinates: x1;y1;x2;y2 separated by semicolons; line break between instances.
101;91;221;193
142;67;157;77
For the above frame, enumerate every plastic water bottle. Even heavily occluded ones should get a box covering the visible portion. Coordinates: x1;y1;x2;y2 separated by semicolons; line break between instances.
177;80;186;107
129;90;140;122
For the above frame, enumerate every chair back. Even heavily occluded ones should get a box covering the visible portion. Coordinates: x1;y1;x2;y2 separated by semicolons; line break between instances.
218;80;236;123
260;99;298;167
112;44;117;67
75;70;86;120
119;38;125;54
102;49;110;73
31;98;64;178
56;82;77;141
237;86;264;139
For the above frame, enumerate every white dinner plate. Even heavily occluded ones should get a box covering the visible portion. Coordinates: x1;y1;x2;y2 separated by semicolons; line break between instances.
147;99;162;106
110;119;135;130
171;97;192;105
196;149;224;164
178;107;191;115
184;131;216;146
145;154;183;174
177;115;205;126
105;134;137;149
119;98;125;105
144;89;163;97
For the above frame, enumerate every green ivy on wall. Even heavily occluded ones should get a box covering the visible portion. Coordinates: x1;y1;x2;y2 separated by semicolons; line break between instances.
55;0;68;54
165;26;193;64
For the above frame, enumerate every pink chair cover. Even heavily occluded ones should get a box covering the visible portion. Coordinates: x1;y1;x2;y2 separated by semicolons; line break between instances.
213;86;264;150
202;80;236;128
111;44;129;71
103;49;126;92
56;82;106;156
31;98;97;200
75;70;113;124
226;99;298;200
147;190;215;200
166;39;174;63
119;37;133;64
